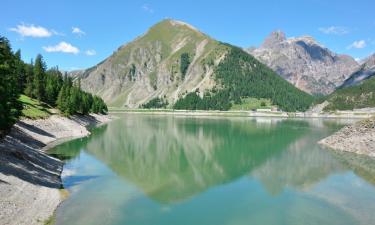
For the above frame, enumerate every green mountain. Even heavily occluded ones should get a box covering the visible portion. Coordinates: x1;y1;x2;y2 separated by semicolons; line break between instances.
77;19;313;111
322;76;375;111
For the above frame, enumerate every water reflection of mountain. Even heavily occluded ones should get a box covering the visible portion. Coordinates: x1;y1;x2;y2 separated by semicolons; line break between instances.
251;117;375;195
331;151;375;186
251;132;345;195
82;115;310;203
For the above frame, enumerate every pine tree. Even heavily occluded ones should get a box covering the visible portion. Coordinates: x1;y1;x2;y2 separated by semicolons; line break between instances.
24;60;34;97
32;54;46;101
14;50;26;93
56;74;70;114
68;86;80;115
45;67;63;106
0;37;22;133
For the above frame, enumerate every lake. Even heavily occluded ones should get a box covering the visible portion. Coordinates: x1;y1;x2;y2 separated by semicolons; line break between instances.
50;114;375;225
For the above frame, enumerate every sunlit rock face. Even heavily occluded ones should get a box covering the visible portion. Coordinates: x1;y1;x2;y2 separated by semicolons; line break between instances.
74;19;225;108
247;31;359;95
340;53;375;88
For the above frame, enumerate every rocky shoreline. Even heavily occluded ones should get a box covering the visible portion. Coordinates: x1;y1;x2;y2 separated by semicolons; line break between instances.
319;117;375;157
0;114;111;225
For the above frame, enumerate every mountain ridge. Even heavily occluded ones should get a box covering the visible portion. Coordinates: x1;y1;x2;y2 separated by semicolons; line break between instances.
340;53;375;88
78;19;222;107
247;31;359;95
76;19;313;111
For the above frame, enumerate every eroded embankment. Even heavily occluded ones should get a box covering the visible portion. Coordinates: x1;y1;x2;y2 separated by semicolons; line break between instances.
0;114;111;225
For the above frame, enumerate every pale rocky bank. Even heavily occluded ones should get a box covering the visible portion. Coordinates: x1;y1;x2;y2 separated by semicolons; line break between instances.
0;114;111;225
319;117;375;157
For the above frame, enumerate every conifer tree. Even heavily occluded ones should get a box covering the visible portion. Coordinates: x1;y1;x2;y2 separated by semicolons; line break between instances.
45;67;63;106
32;54;46;101
24;60;34;97
0;37;22;133
14;50;26;93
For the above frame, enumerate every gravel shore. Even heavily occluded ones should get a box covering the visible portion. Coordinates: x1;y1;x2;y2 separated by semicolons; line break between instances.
0;114;111;225
319;117;375;157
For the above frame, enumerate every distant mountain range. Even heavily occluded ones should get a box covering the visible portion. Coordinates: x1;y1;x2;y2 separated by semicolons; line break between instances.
75;19;312;111
321;54;375;111
73;19;374;111
247;31;359;95
340;53;375;88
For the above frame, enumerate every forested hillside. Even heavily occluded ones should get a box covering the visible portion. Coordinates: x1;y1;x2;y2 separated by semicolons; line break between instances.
322;76;375;111
0;36;107;135
174;44;314;112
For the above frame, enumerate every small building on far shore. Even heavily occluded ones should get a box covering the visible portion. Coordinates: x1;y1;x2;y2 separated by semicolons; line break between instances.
256;108;272;112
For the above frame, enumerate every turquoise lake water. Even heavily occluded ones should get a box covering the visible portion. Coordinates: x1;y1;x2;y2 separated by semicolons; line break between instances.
50;114;375;225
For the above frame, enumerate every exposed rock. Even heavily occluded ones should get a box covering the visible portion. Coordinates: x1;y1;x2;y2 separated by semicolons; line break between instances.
67;69;85;79
247;31;359;95
340;53;375;88
319;118;375;157
77;19;226;108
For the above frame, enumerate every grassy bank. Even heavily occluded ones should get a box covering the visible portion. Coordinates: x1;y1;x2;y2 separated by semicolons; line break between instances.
19;95;53;119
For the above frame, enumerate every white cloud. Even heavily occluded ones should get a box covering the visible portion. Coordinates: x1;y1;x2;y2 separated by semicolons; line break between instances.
72;27;85;36
85;49;96;56
319;26;349;35
43;42;80;54
347;40;367;49
142;4;154;13
10;24;53;38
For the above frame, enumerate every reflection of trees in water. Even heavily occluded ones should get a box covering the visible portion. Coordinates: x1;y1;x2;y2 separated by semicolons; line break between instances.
49;124;109;161
83;115;309;203
251;132;345;195
251;118;375;197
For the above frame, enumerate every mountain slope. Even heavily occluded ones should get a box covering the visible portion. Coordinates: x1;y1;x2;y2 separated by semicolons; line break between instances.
79;19;222;108
174;45;313;111
78;20;313;111
340;53;375;88
322;75;375;111
247;31;359;95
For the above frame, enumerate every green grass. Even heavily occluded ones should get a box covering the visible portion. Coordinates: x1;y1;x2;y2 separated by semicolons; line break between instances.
19;95;52;119
230;97;274;110
43;214;55;225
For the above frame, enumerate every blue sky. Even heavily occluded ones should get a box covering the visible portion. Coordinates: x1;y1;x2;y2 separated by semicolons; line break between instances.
1;0;375;70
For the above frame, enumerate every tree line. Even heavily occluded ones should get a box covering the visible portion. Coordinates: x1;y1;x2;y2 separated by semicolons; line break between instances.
0;36;107;134
141;97;168;109
174;44;314;112
322;75;375;111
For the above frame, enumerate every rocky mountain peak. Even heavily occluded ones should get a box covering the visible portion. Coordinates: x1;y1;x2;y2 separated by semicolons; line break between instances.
149;19;202;35
340;53;375;88
260;30;286;49
248;32;359;95
363;53;375;69
77;19;222;108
